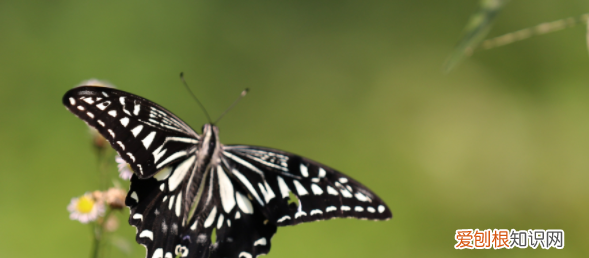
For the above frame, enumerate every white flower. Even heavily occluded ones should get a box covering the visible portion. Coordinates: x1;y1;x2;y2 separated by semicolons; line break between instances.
67;193;105;224
115;155;134;180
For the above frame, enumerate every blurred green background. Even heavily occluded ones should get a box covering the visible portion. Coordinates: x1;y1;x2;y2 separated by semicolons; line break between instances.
1;0;588;257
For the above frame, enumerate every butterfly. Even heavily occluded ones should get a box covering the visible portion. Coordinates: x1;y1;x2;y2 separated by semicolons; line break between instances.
63;85;392;258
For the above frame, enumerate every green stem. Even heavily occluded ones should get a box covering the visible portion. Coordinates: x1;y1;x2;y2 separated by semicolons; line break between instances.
90;209;113;258
90;222;100;258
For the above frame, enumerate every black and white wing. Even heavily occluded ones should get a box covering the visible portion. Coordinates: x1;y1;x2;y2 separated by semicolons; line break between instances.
63;86;200;178
126;162;277;258
64;85;391;258
64;86;278;258
222;145;392;226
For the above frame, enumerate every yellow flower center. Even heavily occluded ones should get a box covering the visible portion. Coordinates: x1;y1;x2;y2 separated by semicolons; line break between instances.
76;196;95;214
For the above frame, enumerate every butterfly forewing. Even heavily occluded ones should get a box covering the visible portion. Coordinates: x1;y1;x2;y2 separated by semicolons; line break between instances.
63;87;199;178
222;146;392;226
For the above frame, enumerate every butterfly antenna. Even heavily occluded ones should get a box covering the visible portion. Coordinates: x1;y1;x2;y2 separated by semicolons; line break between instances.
180;72;213;124
213;88;249;125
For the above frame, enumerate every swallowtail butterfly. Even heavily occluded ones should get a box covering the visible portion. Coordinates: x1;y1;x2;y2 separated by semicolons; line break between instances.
63;86;392;258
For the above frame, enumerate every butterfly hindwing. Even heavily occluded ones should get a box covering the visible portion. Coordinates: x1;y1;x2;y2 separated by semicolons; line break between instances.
63;86;200;178
222;146;392;226
127;156;277;258
198;165;277;258
126;154;200;258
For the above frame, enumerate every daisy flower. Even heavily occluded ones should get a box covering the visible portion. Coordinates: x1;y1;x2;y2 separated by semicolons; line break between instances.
115;154;134;180
67;193;105;224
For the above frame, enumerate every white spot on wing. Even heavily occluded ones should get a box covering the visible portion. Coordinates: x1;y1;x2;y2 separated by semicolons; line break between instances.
232;169;263;206
131;125;143;137
341;206;351;211
77;106;85;111
258;181;275;204
293;180;308;196
295;211;307;219
152;145;167;164
217;166;236;213
326;206;337;212
116;141;125;150
337;183;352;198
102;91;108;97
190;220;198;230
133;103;140;115
130;192;138;202
355;192;370;202
311;184;323;195
165;137;199;144
132;213;143;221
327;186;339;196
168;195;175;210
235;211;241;219
83;98;94;104
235;191;253;214
318;167;326;178
108;129;115;138
126;152;135;163
310;209;323;215
340;189;353;198
253;237;267;246
238;252;252;258
277;215;291;223
86;112;94;118
346;185;353;192
223;151;263;175
108;110;117;117
204;206;217;228
97;120;105;127
142;131;156;149
156;150;187;169
300;164;309;177
217;213;224;229
378;205;385;213
276;176;290;198
119;117;129;127
175;194;182;216
367;207;376;213
69;97;75;105
339;177;348;183
355;206;364;212
168;155;195;191
96;101;110;110
151;248;162;258
139;230;153;240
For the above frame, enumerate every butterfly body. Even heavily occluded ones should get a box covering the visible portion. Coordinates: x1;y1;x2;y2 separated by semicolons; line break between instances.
63;86;392;258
